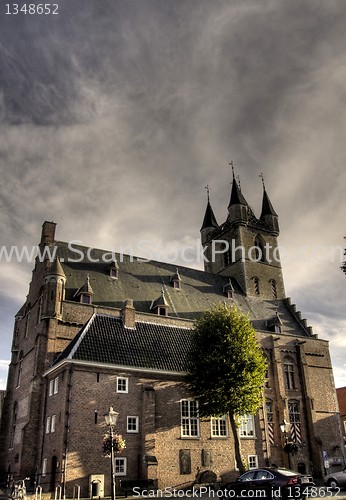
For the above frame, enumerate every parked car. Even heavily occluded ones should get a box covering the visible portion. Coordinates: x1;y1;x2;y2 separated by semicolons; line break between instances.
324;468;346;489
221;467;314;499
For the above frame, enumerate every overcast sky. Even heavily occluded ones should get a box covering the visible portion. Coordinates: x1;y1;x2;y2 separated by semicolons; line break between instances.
1;0;346;389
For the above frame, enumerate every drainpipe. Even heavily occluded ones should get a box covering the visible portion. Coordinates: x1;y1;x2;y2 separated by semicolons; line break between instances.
62;366;73;500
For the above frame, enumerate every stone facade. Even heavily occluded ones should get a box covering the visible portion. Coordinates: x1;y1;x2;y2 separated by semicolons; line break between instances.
0;177;344;496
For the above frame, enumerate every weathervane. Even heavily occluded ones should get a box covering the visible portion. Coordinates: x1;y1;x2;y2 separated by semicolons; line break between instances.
259;172;265;189
205;184;210;201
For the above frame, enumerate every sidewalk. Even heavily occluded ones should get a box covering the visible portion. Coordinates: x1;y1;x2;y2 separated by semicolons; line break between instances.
0;488;10;500
2;488;346;500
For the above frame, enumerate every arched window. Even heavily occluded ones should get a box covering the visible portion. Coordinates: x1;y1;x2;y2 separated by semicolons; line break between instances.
283;357;295;390
254;235;265;262
269;279;277;299
288;399;302;444
252;276;260;295
222;242;232;268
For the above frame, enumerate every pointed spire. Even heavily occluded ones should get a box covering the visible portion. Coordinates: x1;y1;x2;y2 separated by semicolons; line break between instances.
228;176;249;207
201;187;218;231
260;178;278;218
46;257;66;279
228;161;248;208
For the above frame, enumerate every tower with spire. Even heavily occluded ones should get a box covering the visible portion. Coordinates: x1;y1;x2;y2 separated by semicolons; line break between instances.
200;167;285;299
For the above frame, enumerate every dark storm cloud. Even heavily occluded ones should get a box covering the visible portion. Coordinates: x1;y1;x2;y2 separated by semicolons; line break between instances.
1;0;346;386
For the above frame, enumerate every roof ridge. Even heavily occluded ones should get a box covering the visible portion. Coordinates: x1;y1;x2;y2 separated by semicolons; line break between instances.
135;319;192;330
54;240;233;278
68;313;97;359
91;313;192;331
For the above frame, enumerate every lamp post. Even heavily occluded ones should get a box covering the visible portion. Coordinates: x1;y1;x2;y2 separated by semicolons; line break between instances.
280;420;291;469
104;407;119;500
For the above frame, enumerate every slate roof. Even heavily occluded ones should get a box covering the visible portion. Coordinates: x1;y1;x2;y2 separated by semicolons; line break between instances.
201;200;219;230
56;314;192;373
228;177;249;207
261;188;278;218
51;240;311;336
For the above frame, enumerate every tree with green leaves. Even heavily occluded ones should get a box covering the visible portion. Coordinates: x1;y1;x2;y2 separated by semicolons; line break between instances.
188;304;267;474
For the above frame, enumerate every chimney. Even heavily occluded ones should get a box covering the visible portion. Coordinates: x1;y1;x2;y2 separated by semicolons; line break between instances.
121;299;136;329
41;221;57;246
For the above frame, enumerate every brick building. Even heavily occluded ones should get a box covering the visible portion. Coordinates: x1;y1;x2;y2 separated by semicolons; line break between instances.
0;175;344;496
336;387;346;443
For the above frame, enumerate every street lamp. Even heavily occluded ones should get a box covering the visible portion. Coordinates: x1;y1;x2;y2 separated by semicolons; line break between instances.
104;407;119;500
280;420;292;469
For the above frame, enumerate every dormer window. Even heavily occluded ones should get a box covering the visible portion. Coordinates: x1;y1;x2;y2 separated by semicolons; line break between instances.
110;268;118;279
150;288;169;316
170;268;181;290
80;294;92;305
74;274;94;305
108;260;119;279
267;310;282;333
223;279;234;299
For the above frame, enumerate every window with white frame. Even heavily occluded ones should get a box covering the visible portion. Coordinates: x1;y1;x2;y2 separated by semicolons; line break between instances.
116;376;128;393
49;376;59;396
46;416;51;434
51;414;56;433
115;457;127;476
211;416;227;437
248;455;258;469
239;415;255;437
181;400;199;437
127;416;139;433
42;458;47;477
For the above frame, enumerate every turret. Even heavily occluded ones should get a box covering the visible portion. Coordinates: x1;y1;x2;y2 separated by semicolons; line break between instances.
260;183;279;235
227;175;249;223
200;189;219;245
42;257;66;319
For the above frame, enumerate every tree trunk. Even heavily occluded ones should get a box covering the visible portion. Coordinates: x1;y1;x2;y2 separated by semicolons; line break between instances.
229;412;245;474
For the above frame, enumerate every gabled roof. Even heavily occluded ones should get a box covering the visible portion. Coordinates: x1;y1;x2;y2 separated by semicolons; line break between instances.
53;241;311;336
56;314;192;373
74;274;94;297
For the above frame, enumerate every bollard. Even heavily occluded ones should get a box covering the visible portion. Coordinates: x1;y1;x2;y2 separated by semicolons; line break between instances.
73;485;81;500
35;486;42;500
55;485;62;500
